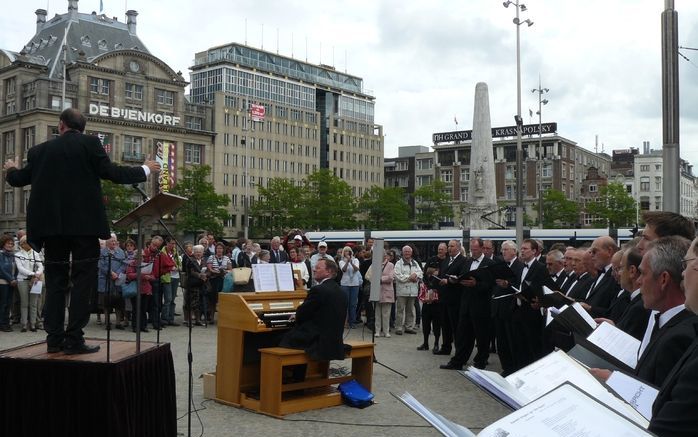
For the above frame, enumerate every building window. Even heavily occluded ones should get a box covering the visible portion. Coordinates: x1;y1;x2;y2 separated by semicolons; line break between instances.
123;136;143;161
4;191;13;215
184;143;203;164
655;177;662;191
441;169;453;183
22;127;35;158
655;164;661;171
125;83;143;100
640;176;650;192
461;168;469;181
3;131;15;156
588;184;597;193
185;117;202;130
640;164;650;172
156;89;175;105
542;163;552;178
90;77;111;95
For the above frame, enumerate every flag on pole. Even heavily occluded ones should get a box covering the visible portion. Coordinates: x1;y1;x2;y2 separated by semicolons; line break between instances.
529;108;533;118
454;115;458;125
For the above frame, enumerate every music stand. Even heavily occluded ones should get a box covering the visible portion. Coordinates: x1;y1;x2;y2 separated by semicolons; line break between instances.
113;192;187;353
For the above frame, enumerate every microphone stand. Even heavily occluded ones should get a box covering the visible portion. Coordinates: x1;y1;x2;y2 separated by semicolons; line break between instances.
131;184;196;437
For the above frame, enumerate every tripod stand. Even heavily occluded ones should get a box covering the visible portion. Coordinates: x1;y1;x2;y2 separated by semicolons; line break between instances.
370;299;407;378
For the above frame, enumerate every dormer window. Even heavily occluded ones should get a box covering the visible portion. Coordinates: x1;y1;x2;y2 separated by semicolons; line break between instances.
81;35;91;47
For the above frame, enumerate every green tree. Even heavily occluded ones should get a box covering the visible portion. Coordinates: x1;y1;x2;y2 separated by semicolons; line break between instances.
542;189;580;228
101;180;138;228
251;177;305;237
301;169;356;230
413;180;451;229
357;186;411;230
585;182;637;228
171;165;229;236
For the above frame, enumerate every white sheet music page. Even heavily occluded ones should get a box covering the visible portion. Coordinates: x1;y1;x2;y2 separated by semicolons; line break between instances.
505;351;649;427
275;263;295;292
586;322;641;369
252;264;278;292
478;384;653;437
571;302;598;330
606;371;658;421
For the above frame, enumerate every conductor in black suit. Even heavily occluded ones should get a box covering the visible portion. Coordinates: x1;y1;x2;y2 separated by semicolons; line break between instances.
280;258;348;360
4;108;160;354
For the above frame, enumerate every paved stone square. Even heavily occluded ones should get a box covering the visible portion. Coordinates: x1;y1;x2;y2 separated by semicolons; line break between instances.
0;300;510;437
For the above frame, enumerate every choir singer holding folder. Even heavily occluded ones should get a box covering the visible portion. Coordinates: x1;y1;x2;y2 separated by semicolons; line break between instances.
646;236;698;436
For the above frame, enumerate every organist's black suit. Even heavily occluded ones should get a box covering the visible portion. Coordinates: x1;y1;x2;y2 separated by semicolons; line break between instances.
5;116;149;351
280;278;348;360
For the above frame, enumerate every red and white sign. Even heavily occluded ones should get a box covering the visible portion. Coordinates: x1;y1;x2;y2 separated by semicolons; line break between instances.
250;104;266;122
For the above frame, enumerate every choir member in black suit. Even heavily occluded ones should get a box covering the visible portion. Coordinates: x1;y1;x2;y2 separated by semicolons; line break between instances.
603;247;651;340
510;239;548;371
434;240;468;356
648;236;698;436
564;249;594;300
591;236;697;388
545;249;567;288
491;240;524;376
4;108;159;354
580;237;621;318
440;238;494;370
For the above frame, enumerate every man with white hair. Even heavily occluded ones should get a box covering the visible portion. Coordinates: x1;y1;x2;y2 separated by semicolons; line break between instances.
393;245;422;335
269;236;288;264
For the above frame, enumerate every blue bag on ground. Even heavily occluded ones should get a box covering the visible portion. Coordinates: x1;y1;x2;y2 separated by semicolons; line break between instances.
338;379;374;408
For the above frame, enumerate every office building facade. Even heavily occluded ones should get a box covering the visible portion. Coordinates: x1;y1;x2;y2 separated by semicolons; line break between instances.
190;43;384;237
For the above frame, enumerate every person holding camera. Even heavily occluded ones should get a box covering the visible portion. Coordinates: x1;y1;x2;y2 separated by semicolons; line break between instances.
15;236;43;332
339;246;361;328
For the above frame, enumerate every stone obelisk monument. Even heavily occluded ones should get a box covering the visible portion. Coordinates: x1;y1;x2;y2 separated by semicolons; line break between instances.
466;82;498;229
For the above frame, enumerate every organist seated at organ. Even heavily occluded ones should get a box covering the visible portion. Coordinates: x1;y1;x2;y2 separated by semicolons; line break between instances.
279;258;348;361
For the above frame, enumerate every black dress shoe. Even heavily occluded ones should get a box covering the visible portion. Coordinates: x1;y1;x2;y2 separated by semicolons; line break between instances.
47;345;62;353
439;362;463;370
63;343;101;355
417;344;429;351
474;362;488;370
433;348;452;355
432;345;440;354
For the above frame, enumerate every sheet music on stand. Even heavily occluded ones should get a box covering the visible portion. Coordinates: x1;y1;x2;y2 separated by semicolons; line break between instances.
252;263;295;292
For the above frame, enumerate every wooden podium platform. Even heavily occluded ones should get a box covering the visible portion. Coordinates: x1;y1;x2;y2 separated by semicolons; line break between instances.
0;339;176;437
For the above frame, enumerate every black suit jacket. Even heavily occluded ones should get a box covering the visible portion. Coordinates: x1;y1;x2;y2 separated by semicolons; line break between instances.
5;131;146;248
650;323;698;437
616;293;651;341
438;254;468;305
491;259;524;318
462;256;495;303
565;272;594;301
583;268;621;318
635;309;698;387
279;279;348;360
270;250;289;264
512;259;547;322
552;270;568;289
559;272;576;294
605;289;631;322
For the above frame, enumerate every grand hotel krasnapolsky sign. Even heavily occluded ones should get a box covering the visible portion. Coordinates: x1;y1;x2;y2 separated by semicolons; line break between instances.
432;122;557;144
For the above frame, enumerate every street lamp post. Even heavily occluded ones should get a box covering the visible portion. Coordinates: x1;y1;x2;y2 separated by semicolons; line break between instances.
532;77;549;228
503;0;533;245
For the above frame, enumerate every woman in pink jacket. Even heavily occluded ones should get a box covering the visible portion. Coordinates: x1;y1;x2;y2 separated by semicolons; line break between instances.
368;252;395;337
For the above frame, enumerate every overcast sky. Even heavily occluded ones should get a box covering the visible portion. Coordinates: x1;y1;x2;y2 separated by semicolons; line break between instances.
3;0;698;166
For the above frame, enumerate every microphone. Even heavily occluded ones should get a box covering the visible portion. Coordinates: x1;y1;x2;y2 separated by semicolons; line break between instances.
132;183;149;201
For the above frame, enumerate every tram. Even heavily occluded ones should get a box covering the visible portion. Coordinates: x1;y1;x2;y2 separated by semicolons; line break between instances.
304;228;637;259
